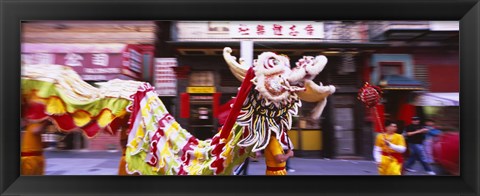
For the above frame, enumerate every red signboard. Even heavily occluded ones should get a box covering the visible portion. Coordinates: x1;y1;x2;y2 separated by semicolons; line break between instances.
21;43;144;81
22;52;134;81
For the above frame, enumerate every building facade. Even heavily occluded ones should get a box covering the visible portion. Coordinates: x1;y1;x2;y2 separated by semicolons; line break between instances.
155;21;389;158
154;21;459;159
368;21;459;133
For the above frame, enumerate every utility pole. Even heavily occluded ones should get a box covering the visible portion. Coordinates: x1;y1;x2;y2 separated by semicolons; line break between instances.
240;40;254;67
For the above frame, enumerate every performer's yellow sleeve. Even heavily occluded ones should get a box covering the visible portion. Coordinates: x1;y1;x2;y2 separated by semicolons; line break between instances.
394;134;406;147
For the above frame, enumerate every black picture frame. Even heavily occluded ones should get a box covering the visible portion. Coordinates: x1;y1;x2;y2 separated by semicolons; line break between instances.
1;0;478;195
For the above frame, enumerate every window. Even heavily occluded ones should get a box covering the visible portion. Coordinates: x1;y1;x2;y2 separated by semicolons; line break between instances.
189;71;215;86
379;62;404;77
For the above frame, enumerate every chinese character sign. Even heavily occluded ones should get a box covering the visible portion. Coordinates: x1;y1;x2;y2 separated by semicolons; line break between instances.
64;53;84;67
155;58;178;96
238;24;251;35
92;53;110;66
288;25;299;36
230;21;324;39
256;25;266;35
272;24;284;36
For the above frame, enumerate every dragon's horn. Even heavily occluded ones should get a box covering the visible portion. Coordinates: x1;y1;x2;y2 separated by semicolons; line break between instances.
297;80;335;102
223;47;249;81
297;80;336;119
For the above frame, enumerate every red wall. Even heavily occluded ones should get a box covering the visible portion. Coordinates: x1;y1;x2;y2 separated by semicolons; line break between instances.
428;65;459;92
413;52;459;66
412;51;459;92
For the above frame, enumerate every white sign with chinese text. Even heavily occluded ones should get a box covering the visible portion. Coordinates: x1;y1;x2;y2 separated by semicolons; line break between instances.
230;21;324;39
21;53;55;65
154;58;178;96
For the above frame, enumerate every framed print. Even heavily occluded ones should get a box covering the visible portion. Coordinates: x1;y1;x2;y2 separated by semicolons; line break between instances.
1;0;479;195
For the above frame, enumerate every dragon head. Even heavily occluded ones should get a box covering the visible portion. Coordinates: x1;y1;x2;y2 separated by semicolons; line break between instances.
223;47;336;151
223;47;335;110
251;51;296;106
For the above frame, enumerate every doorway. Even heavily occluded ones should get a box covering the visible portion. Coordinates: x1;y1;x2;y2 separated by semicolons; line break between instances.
333;95;356;156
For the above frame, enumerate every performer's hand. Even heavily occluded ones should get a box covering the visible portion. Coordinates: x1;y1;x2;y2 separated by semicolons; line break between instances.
417;128;428;133
383;139;391;147
286;150;294;157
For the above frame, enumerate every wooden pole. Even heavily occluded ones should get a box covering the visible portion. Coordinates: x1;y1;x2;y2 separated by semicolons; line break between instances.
118;126;129;175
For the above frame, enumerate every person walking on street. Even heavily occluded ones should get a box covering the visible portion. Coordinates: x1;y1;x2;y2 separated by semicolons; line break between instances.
373;120;406;175
403;116;436;175
423;119;442;164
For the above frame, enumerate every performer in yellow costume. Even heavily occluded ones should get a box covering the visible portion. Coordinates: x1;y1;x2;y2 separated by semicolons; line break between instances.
373;121;406;175
264;136;294;175
21;122;48;175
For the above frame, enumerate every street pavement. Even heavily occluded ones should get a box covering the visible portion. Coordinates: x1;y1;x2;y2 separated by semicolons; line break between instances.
43;150;449;176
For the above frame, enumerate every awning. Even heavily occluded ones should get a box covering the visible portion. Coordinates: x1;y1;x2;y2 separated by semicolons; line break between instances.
379;75;425;90
414;92;459;106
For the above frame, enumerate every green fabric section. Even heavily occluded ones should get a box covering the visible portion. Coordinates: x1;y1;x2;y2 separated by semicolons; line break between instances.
126;124;252;175
22;79;130;116
220;125;253;175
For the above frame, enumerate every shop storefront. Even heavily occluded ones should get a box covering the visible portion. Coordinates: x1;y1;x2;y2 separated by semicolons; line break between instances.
179;72;221;140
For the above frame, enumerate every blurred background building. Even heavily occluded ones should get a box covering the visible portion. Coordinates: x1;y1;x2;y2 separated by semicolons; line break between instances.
21;21;459;160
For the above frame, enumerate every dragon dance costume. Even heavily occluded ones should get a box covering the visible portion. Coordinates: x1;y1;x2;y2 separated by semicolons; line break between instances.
20;47;336;175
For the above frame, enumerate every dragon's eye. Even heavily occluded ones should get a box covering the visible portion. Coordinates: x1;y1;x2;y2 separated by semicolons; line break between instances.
265;57;278;68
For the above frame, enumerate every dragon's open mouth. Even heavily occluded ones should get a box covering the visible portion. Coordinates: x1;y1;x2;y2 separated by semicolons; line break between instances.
289;81;304;88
